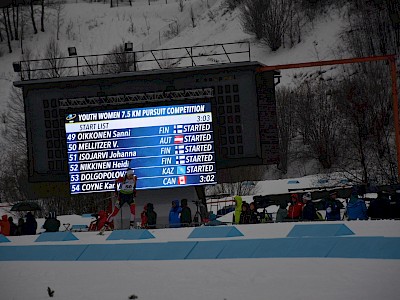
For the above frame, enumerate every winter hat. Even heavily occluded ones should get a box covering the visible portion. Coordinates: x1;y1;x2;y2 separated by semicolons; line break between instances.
303;192;312;201
126;169;134;176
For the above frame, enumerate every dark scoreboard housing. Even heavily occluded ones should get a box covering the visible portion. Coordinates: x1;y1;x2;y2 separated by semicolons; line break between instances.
14;61;279;197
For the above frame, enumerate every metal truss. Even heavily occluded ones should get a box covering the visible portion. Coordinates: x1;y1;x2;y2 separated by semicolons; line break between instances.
59;88;214;109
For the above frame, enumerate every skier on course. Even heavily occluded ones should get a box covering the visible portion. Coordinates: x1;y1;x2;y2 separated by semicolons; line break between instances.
107;168;138;227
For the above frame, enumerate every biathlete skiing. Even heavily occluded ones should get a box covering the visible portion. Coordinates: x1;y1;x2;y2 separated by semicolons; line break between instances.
107;167;138;227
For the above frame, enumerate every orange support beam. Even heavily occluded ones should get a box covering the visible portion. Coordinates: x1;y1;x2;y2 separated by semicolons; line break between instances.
257;54;400;182
256;55;395;72
389;57;400;182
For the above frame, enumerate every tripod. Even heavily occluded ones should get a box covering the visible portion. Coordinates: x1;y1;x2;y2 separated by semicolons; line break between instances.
193;201;203;225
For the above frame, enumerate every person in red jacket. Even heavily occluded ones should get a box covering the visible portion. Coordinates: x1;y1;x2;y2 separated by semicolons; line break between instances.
96;210;108;231
0;214;11;236
287;193;304;220
140;204;148;228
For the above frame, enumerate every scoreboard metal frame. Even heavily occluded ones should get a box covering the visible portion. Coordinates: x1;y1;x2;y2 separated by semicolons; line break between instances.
14;61;279;197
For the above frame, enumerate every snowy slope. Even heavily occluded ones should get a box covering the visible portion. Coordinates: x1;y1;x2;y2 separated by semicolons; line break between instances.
1;213;400;300
0;0;344;111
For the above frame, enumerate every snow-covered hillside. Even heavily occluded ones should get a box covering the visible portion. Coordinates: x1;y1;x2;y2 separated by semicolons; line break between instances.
0;0;344;111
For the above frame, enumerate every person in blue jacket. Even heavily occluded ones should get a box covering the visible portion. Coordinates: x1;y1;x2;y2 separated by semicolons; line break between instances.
169;200;182;228
346;187;368;220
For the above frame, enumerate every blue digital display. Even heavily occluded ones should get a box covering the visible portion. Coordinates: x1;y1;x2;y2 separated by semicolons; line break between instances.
65;103;217;194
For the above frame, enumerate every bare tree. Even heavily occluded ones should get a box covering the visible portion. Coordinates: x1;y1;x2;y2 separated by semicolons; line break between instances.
51;0;66;40
341;0;399;57
29;0;38;34
190;5;195;27
101;43;135;74
262;0;292;51
12;4;18;40
240;0;328;50
40;37;68;78
19;4;30;55
179;0;184;12
2;87;26;154
222;0;243;11
206;180;259;197
386;0;400;50
0;87;29;202
0;85;110;210
285;2;308;47
2;7;12;53
293;76;343;169
0;19;3;42
240;0;293;51
335;0;399;184
0;150;29;202
40;0;45;32
275;87;295;174
5;5;13;40
143;13;150;35
239;0;265;40
163;18;179;39
335;62;397;184
20;47;40;80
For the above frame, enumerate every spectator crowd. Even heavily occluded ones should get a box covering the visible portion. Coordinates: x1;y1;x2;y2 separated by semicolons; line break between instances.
1;187;399;236
0;211;40;236
231;187;400;224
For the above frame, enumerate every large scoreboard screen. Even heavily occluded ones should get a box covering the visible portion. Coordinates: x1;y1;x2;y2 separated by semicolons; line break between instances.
65;103;217;194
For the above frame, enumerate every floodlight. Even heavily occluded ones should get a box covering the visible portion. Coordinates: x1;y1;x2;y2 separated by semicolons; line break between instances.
124;42;133;52
12;62;21;72
274;74;281;86
68;47;77;56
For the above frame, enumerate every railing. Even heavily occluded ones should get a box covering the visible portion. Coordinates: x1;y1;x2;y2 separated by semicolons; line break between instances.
15;42;251;81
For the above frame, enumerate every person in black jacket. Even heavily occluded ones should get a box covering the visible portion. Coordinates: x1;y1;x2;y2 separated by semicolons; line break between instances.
8;217;18;236
249;202;259;224
239;202;251;224
146;203;157;229
180;198;192;227
302;192;317;221
368;191;390;219
43;211;61;232
23;212;37;235
16;218;25;236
